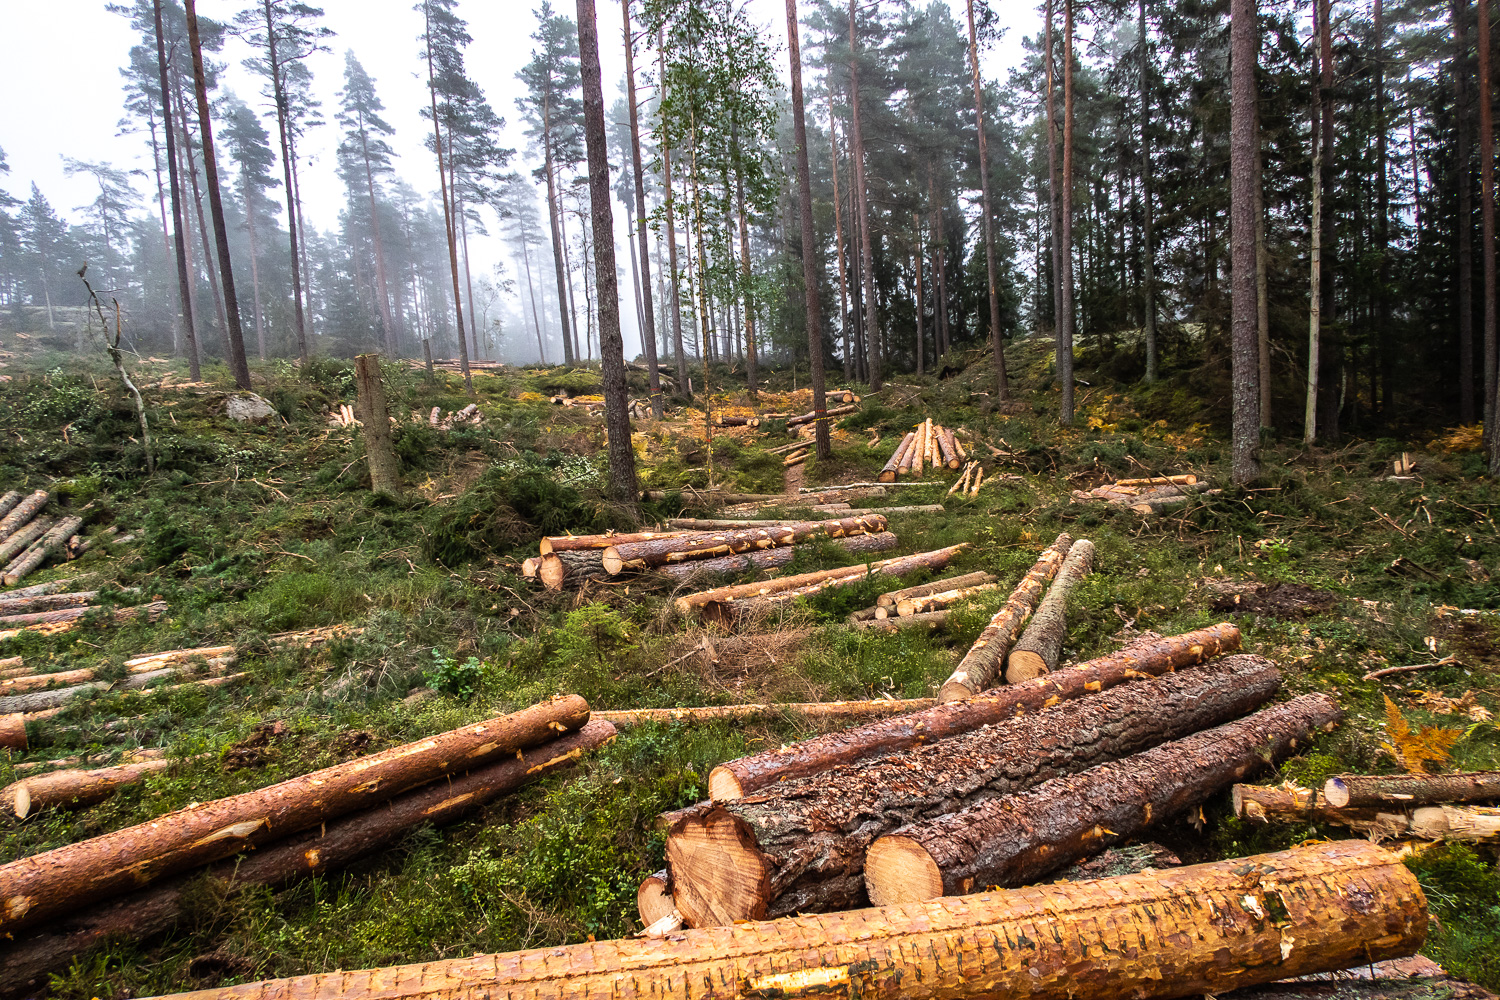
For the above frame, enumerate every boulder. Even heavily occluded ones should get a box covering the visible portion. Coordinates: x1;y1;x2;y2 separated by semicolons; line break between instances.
226;393;278;423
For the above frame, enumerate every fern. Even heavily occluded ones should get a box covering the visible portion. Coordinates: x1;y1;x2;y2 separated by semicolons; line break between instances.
1381;695;1464;775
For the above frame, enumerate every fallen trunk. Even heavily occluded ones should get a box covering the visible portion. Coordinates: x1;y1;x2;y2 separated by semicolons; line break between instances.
1324;771;1500;809
0;605;103;627
0;754;189;819
713;414;759;427
936;426;959;469
3;516;84;586
539;530;688;555
0;712;24;750
877;571;996;609
654;533;899;582
865;693;1343;903
0;590;100;616
637;869;675;926
0;666;101;694
669;654;1279;925
938;533;1073;702
879;432;915;483
0;695;591;935
538;550;609;590
593;699;935;728
894;583;999;617
1005;538;1096;682
662;512;929;530
0;601;167;639
0;491;49;540
603;515;887;574
0;518;54;568
0;491;20;521
0;681;112;715
707;623;1241;800
1116;474;1198;486
786;403;857;427
1235;784;1500;843
855;610;951;631
0;720;616;1000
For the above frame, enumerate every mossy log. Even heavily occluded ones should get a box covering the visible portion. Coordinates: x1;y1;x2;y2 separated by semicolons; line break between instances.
1005;538;1097;682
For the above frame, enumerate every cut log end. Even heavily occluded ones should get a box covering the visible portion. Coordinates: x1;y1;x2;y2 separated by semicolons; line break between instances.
863;834;942;906
1004;650;1050;684
1;780;30;820
636;870;676;927
538;556;566;591
1324;777;1352;809
878;470;896;484
665;806;770;928
600;548;624;576
707;766;744;801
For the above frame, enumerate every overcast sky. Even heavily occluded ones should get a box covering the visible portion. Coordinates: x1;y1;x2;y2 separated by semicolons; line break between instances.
0;0;1039;356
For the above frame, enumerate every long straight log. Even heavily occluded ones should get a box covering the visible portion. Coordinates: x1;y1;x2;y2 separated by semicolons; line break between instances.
938;533;1073;701
662;511;933;529
654;532;899;582
0;754;190;819
0;492;20;522
1005;538;1096;682
0;681;112;715
1116;474;1198;486
936;425;959;469
0;590;100;616
865;693;1344;904
0;491;48;540
895;583;999;617
879;432;915;483
120;841;1426;1000
0;666;101;694
0;601;167;640
786;403;857;427
1324;771;1500;809
853;610;951;631
0;695;591;935
0;720;617;1000
1234;784;1500;842
669;654;1280;925
877;571;996;608
603;515;887;574
539;530;688;555
594;699;935;728
3;516;84;586
0;580;73;600
0;605;102;627
0;518;54;568
707;623;1241;800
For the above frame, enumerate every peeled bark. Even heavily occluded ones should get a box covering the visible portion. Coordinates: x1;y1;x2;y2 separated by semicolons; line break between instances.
1324;771;1500;809
0;667;101;694
866;693;1343;904
637;869;675;926
670;654;1279;925
0;696;591;935
894;583;999;618
0;713;25;750
594;699;935;728
0;721;616;1000
936;427;960;469
603;515;887;574
354;355;401;497
878;572;996;609
0;601;167;639
0;518;54;568
938;533;1073;702
2;517;83;586
708;623;1240;800
0;491;49;540
1005;538;1096;682
0;681;111;715
857;610;951;631
1236;784;1500;842
654;532;899;582
879;432;916;483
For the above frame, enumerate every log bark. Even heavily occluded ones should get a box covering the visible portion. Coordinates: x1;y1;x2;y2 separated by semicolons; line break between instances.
0;605;102;627
1324;771;1500;809
0;580;71;600
0;491;19;522
1234;784;1500;843
896;583;1000;617
0;590;99;616
3;517;85;586
1116;474;1198;486
880;432;915;482
878;571;996;609
0;491;48;540
853;610;951;631
0;755;186;819
113;841;1426;1000
707;623;1241;800
0;695;592;935
1005;538;1096;682
0;518;53;568
353;354;401;497
0;720;616;1000
0;681;111;715
939;533;1073;702
603;515;887;574
785;403;857;427
593;699;935;728
669;654;1279;925
637;869;676;926
0;601;167;639
540;530;688;555
118;627;354;676
0;666;101;694
0;712;25;750
538;550;609;590
936;425;960;469
654;533;900;582
865;693;1343;904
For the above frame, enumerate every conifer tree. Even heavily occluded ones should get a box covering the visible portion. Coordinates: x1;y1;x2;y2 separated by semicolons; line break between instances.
337;52;399;356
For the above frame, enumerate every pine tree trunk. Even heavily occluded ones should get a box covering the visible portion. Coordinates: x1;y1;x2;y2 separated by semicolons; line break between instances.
354;355;401;496
966;0;1009;399
1316;0;1339;439
830;97;854;380
1139;0;1156;381
175;85;229;362
1229;0;1262;482
657;38;689;393
849;0;882;392
1058;0;1077;424
736;168;759;399
540;103;575;367
154;0;200;379
1005;538;1095;681
261;0;307;362
1255;119;1271;425
1459;0;1477;424
623;8;664;414
1481;0;1500;472
423;20;474;396
1305;21;1323;444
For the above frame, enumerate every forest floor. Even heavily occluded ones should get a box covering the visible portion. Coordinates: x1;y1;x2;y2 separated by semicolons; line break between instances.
0;333;1497;997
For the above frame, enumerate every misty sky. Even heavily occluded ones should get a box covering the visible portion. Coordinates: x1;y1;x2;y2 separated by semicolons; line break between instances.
0;0;1038;357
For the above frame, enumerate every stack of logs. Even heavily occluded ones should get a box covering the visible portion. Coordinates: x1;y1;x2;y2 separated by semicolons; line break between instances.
650;621;1348;931
879;419;963;482
1071;475;1216;515
0;697;616;999
0;491;112;587
0;582;166;642
847;570;998;631
1234;771;1500;844
522;514;900;591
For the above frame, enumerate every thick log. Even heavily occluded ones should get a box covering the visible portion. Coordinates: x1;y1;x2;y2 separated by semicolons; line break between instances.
3;580;75;600
714;414;760;427
1234;784;1500;843
3;516;85;586
936;425;960;469
0;721;617;1000
938;533;1073;702
539;530;688;555
0;754;186;819
865;693;1344;904
786;403;857;427
594;699;935;728
854;610;951;631
538;550;609;590
0;605;102;627
895;583;1000;617
603;515;888;574
0;695;592;935
707;623;1241;800
1005;538;1097;682
653;533;900;582
0;590;99;616
637;869;676;926
0;712;24;750
878;571;996;609
0;491;48;540
1324;771;1500;809
669;654;1280;925
0;517;54;568
117;841;1426;1000
0;601;167;640
0;681;112;715
0;491;20;522
879;432;915;483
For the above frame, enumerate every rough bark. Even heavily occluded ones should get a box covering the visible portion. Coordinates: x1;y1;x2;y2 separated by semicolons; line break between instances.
0;518;54;568
0;493;21;525
1483;0;1500;473
655;532;898;583
1229;0;1261;481
1005;538;1095;682
877;572;996;609
866;693;1342;903
0;601;167;640
606;515;887;575
1138;0;1157;381
2;516;84;586
354;355;401;497
880;433;916;482
0;721;616;1000
894;584;999;618
848;0;882;391
935;427;960;470
637;869;675;926
594;699;935;728
938;533;1073;702
538;550;609;591
670;654;1278;925
0;755;182;820
785;404;857;428
1458;0;1477;424
0;713;25;750
540;531;686;555
853;611;951;632
1058;0;1077;425
0;491;48;540
0;696;591;935
1324;771;1500;809
966;0;1010;400
0;681;111;715
709;623;1240;800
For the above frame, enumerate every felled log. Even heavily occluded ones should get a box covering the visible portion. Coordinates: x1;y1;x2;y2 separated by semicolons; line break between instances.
0;604;106;627
783;450;810;467
865;693;1343;903
603;515;888;574
938;533;1073;702
0;517;54;568
785;403;857;427
1116;474;1198;486
0;712;25;749
539;530;687;555
0;490;48;540
854;610;951;631
1324;771;1500;808
653;532;899;582
0;666;101;694
120;840;1426;1000
877;571;995;610
10;747;165;776
538;550;610;590
936;426;960;469
894;583;999;617
0;600;167;639
879;432;915;483
668;654;1279;925
948;462;974;496
637;869;676;927
707;623;1242;800
0;491;20;521
0;695;592;935
0;753;186;819
1234;784;1500;843
0;680;111;715
713;414;760;427
0;589;99;616
593;699;935;728
1005;538;1096;682
0;720;617;1000
0;580;72;600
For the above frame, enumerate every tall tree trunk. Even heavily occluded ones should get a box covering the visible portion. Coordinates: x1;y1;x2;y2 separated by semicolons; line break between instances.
359;113;398;356
1458;0;1477;424
736;165;760;399
788;0;832;460
540;95;576;367
460;204;481;358
184;0;251;389
966;0;1010;400
423;5;473;396
1139;0;1157;381
1230;0;1261;484
1316;0;1339;439
244;177;267;359
561;197;584;361
1374;0;1391;420
659;38;690;393
829;96;853;380
1305;7;1324;444
624;196;647;354
1255;104;1271;426
914;218;925;376
175;90;229;360
932;173;951;355
263;0;308;362
152;0;200;380
1058;0;1078;425
519;247;546;363
291;141;315;341
1482;0;1500;470
848;0;882;391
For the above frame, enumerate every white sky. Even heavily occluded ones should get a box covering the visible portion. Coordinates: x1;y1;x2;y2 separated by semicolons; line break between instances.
0;0;1039;356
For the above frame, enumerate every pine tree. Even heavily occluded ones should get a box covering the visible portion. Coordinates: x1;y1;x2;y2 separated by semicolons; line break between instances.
1229;0;1261;483
336;52;399;356
222;92;280;359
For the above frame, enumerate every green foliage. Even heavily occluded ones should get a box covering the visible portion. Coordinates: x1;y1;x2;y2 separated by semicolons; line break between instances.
424;650;487;700
424;466;605;565
556;603;637;667
1406;845;1500;988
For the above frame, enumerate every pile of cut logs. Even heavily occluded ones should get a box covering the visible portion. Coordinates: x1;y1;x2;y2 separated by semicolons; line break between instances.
1234;771;1500;844
1071;474;1217;514
847;569;997;631
0;581;165;642
878;418;963;482
0;696;614;998
0;491;111;587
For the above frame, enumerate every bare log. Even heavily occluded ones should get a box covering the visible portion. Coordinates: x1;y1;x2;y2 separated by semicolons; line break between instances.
0;721;617;1000
0;695;592;935
1324;771;1500;809
708;624;1241;800
0;492;20;522
854;610;952;631
936;425;960;469
603;515;888;575
1116;474;1198;486
0;712;25;750
0;666;101;694
895;583;1000;617
0;491;48;540
1005;538;1097;682
938;533;1073;702
878;572;996;609
539;530;688;555
3;517;85;586
879;433;915;483
637;869;676;926
0;580;74;600
594;699;935;728
670;655;1279;925
786;403;857;427
653;533;899;582
0;601;167;640
0;518;54;568
0;681;112;715
782;451;809;468
865;693;1343;903
0;590;100;616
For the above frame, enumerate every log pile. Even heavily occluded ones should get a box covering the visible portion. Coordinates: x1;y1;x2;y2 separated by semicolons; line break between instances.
0;492;105;587
1071;475;1219;514
0;600;167;641
879;418;967;481
845;570;998;622
1234;769;1500;844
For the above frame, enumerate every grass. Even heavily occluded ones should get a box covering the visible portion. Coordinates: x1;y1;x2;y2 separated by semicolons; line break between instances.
0;339;1496;995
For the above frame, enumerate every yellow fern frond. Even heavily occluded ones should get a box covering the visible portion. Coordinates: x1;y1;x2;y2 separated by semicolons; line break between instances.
1380;695;1464;774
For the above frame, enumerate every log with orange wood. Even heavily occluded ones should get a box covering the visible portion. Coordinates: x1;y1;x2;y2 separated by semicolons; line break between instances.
1003;538;1096;682
1232;782;1500;843
118;841;1427;1000
593;698;936;728
653;531;900;582
706;623;1241;800
0;753;193;819
665;654;1279;926
0;695;592;936
878;432;915;482
785;403;857;427
2;516;84;586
